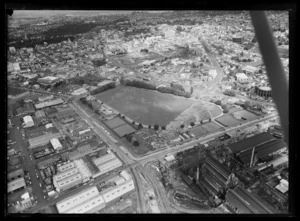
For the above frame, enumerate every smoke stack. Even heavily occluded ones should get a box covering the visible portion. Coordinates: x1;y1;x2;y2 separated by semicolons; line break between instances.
197;166;200;182
250;146;256;168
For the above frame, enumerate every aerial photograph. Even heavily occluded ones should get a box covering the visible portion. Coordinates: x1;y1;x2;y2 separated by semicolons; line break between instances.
5;9;290;215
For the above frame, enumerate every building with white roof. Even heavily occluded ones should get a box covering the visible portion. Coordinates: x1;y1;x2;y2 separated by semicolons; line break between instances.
164;154;176;162
236;73;249;83
56;185;106;214
97;158;122;173
57;162;75;173
242;65;258;74
54;167;79;182
54;173;82;192
66;195;106;214
120;170;131;181
23;115;34;128
74;159;92;183
276;179;288;194
49;138;62;150
45;123;53;129
71;88;88;96
100;179;135;204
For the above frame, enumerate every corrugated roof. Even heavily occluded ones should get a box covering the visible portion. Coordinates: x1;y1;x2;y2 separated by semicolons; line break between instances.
238;139;286;165
228;132;274;154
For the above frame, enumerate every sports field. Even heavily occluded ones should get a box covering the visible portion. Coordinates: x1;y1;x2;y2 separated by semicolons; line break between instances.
95;86;195;126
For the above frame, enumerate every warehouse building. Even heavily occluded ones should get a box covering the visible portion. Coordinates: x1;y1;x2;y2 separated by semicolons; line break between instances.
67;195;106;213
120;170;131;181
57;162;75;173
236;139;287;167
100;179;135;204
22;115;34;128
93;152;116;166
54;173;82;192
50;138;63;151
56;186;106;214
228;132;275;154
54;167;79;182
29;133;61;149
226;185;275;214
7;177;26;193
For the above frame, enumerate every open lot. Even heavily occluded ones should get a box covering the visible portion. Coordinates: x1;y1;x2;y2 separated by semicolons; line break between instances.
95;85;195;126
215;115;242;127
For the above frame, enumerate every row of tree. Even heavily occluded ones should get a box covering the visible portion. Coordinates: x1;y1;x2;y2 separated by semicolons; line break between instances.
121;78;157;90
223;89;236;97
157;86;191;98
90;82;116;95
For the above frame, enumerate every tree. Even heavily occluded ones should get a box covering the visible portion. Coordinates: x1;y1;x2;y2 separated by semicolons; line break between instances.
154;124;159;130
215;100;222;106
148;125;152;129
190;122;195;127
223;109;229;114
180;124;185;129
161;126;166;130
243;101;250;109
133;140;139;146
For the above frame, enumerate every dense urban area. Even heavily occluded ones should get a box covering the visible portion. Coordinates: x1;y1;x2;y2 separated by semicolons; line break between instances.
6;10;289;214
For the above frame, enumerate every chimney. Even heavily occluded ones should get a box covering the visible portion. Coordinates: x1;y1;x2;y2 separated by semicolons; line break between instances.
250;146;256;168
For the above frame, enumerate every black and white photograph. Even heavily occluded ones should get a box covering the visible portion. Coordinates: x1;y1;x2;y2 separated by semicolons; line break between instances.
5;4;293;216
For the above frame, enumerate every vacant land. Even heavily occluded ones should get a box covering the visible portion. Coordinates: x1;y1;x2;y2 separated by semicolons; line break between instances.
95;85;195;126
189;122;223;137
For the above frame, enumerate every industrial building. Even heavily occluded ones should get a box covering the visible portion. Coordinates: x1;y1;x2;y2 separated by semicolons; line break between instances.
28;132;61;149
228;132;275;154
56;186;106;214
92;152;123;178
226;185;276;214
201;154;236;195
7;177;26;193
50;138;63;150
57;162;75;173
74;159;93;183
100;179;135;204
54;167;79;182
236;139;286;167
54;173;82;192
22;115;34;128
34;98;64;110
255;86;272;98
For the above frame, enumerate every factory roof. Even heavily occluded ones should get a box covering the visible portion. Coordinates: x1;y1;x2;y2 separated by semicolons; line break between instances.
228;132;274;154
56;186;99;213
238;139;286;165
226;185;275;214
